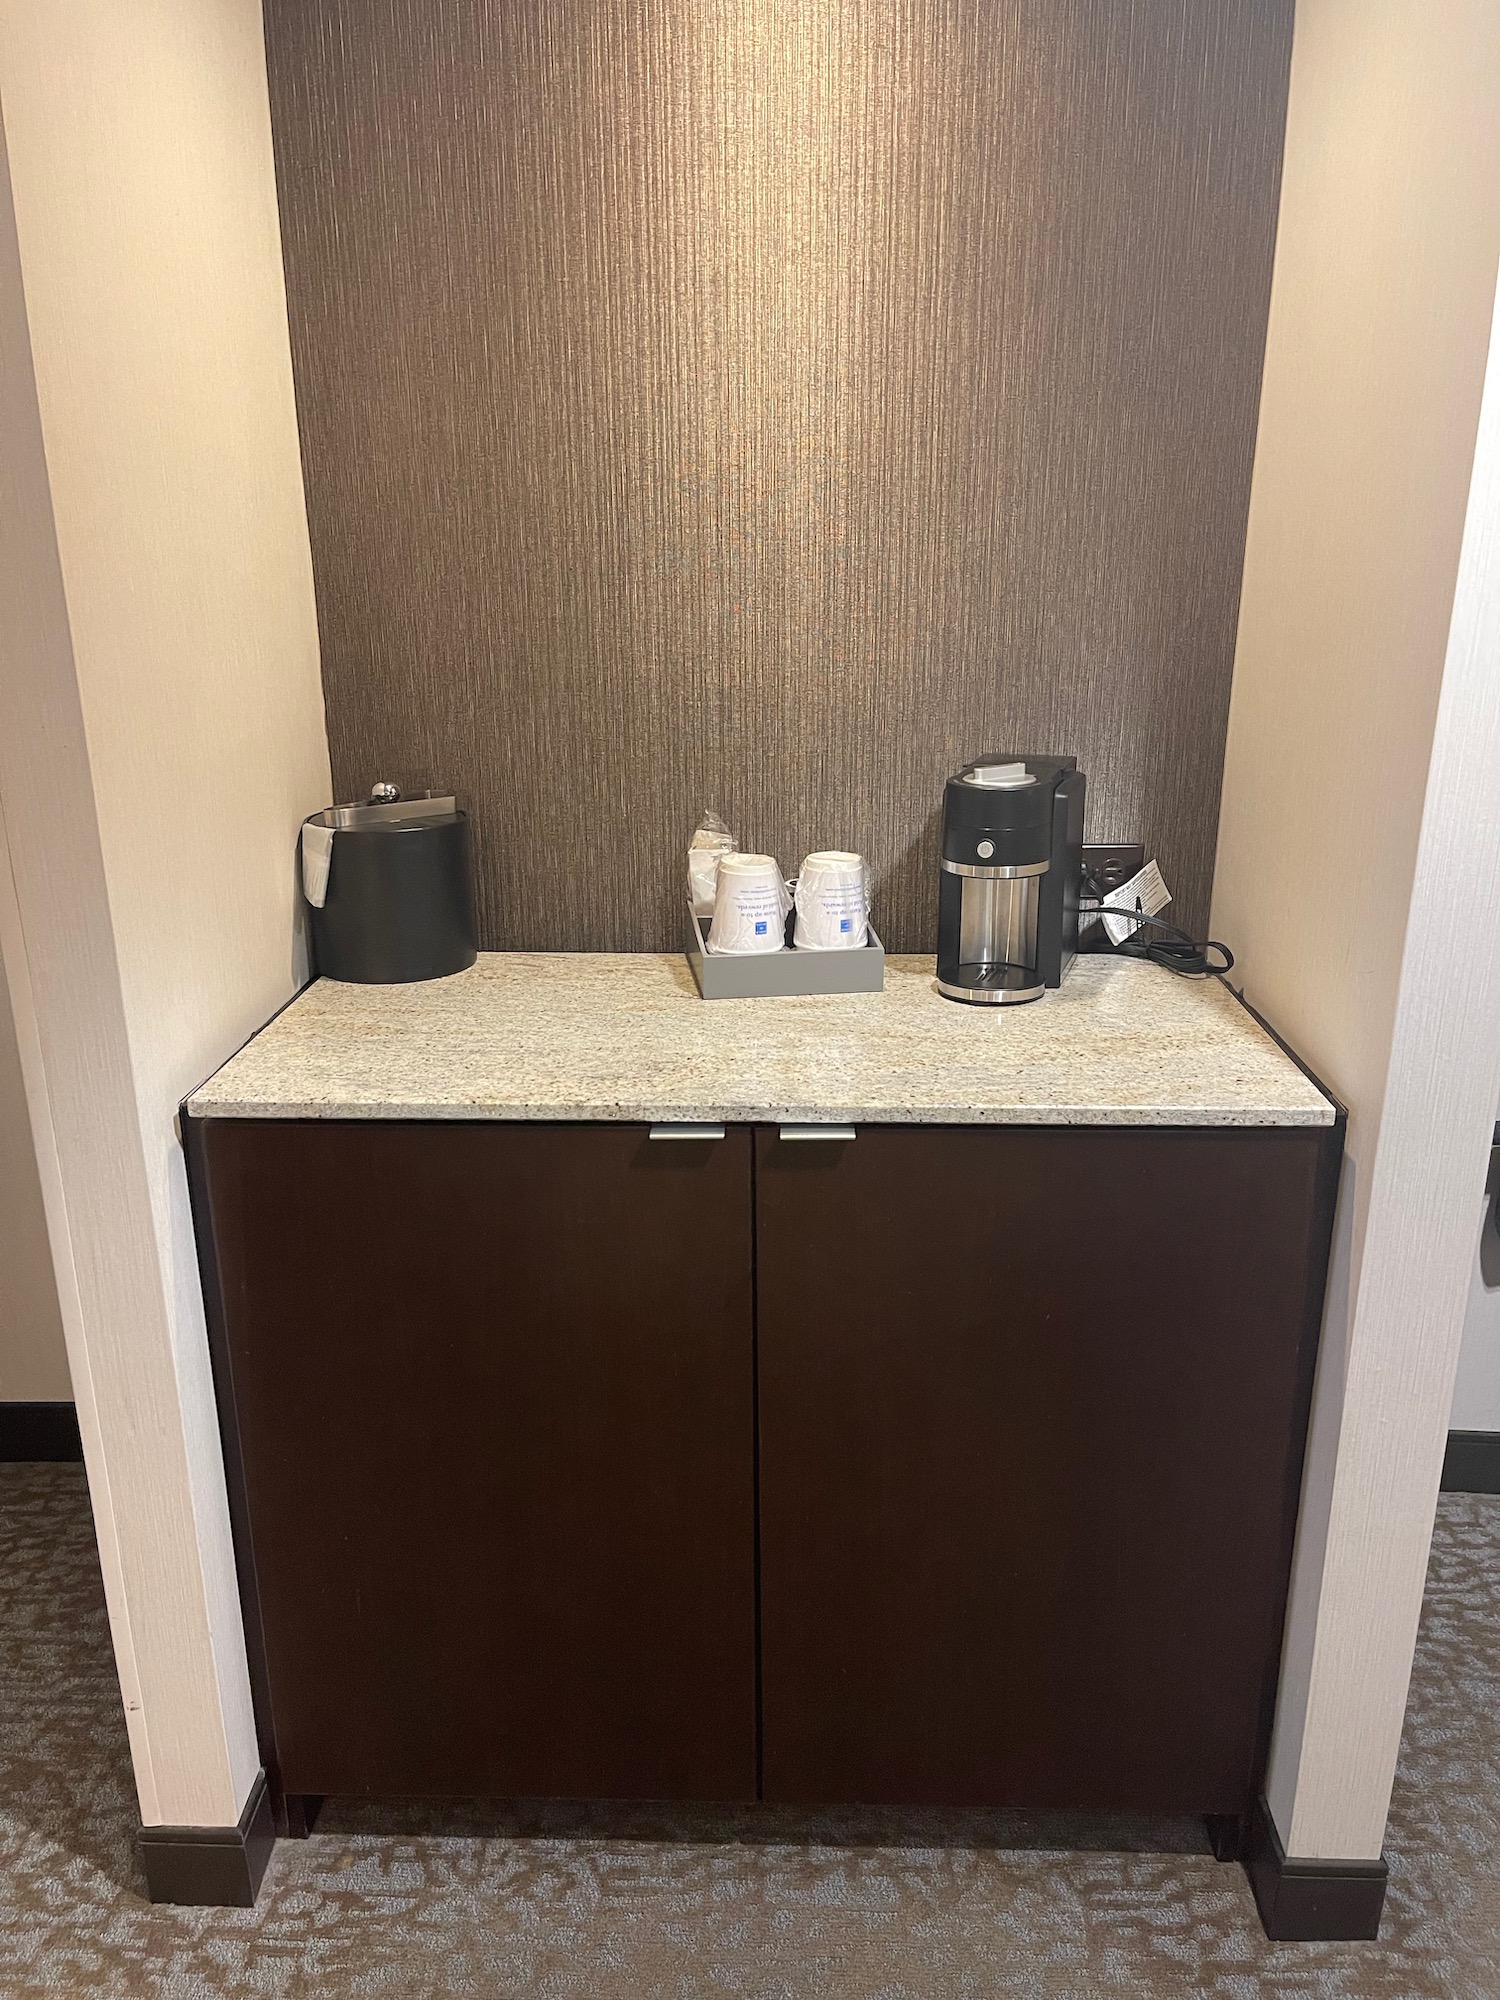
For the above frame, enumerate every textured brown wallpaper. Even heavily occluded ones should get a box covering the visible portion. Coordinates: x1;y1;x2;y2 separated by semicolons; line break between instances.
264;0;1292;952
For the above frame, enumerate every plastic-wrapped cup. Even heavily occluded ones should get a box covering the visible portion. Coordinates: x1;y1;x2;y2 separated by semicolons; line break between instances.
708;853;790;954
687;811;736;918
794;851;868;950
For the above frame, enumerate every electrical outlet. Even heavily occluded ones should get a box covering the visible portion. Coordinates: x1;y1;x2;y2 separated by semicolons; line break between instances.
1081;842;1145;899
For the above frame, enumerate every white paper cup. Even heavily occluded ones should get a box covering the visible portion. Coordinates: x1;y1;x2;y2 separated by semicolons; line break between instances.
708;853;790;954
793;850;868;950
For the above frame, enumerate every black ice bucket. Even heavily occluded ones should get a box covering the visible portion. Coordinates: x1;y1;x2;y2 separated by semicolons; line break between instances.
302;787;478;984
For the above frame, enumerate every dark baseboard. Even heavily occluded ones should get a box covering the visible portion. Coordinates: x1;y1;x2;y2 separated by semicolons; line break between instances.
139;1768;275;1907
0;1402;82;1462
1243;1794;1386;1941
1441;1430;1500;1494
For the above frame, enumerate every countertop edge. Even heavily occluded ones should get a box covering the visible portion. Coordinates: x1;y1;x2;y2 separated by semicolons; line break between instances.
184;1098;1336;1128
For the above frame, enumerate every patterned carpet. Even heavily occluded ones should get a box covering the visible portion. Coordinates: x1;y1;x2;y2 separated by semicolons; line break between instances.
2;1463;1498;1999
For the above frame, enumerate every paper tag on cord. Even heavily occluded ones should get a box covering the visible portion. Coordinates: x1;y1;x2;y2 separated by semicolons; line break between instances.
1101;859;1171;945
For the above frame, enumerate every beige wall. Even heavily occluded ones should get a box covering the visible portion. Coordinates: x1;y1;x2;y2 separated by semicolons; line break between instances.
0;0;330;1828
1449;1138;1500;1431
1212;0;1500;1860
0;960;68;1401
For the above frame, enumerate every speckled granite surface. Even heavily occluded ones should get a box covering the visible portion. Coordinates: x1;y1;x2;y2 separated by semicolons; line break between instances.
187;953;1333;1127
3;1464;1496;1999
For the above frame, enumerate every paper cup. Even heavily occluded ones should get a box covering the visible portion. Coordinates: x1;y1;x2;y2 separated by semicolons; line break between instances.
793;851;868;950
708;853;790;954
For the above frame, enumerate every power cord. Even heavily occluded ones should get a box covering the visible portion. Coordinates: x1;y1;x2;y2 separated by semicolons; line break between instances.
1078;870;1234;977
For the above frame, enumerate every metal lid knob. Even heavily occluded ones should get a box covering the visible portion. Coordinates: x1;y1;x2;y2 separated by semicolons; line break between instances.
369;782;401;804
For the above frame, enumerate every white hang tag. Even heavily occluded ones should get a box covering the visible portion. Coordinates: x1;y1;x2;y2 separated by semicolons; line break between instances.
1101;859;1171;945
302;822;334;909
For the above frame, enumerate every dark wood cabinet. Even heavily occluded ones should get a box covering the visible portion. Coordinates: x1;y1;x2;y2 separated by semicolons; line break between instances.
189;1111;1336;1820
754;1123;1336;1813
192;1119;757;1801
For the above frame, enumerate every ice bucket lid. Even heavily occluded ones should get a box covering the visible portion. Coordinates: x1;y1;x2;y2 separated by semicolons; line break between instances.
309;786;460;832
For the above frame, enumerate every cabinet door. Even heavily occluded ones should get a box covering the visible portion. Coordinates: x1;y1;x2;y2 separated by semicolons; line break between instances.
197;1119;756;1801
755;1123;1332;1813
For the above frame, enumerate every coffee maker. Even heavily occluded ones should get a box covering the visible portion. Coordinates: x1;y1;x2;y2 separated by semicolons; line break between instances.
935;755;1085;1004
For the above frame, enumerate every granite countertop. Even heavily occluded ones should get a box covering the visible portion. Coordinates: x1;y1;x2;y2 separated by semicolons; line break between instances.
186;953;1335;1128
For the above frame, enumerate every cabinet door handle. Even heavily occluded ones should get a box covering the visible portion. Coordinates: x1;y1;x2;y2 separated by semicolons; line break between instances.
648;1122;726;1140
778;1124;857;1141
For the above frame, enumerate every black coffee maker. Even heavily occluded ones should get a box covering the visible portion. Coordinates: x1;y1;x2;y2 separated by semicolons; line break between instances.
935;755;1085;1004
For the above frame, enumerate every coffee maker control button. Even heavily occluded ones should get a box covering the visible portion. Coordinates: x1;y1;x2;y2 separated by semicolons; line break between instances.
976;839;995;859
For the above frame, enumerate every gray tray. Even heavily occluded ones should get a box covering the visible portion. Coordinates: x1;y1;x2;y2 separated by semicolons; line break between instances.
686;903;884;999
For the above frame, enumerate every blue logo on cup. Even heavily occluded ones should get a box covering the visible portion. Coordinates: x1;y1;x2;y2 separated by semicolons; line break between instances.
840;917;852;931
755;920;767;935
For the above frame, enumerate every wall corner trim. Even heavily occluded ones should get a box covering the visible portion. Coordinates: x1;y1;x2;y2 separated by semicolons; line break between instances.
1244;1794;1387;1942
138;1768;274;1907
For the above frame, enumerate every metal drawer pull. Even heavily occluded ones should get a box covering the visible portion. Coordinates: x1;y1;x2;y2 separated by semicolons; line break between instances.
648;1122;725;1140
778;1124;857;1141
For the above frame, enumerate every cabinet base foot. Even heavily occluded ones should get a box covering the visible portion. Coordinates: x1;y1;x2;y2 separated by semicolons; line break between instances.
281;1793;324;1839
1204;1812;1245;1862
1242;1795;1387;1940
